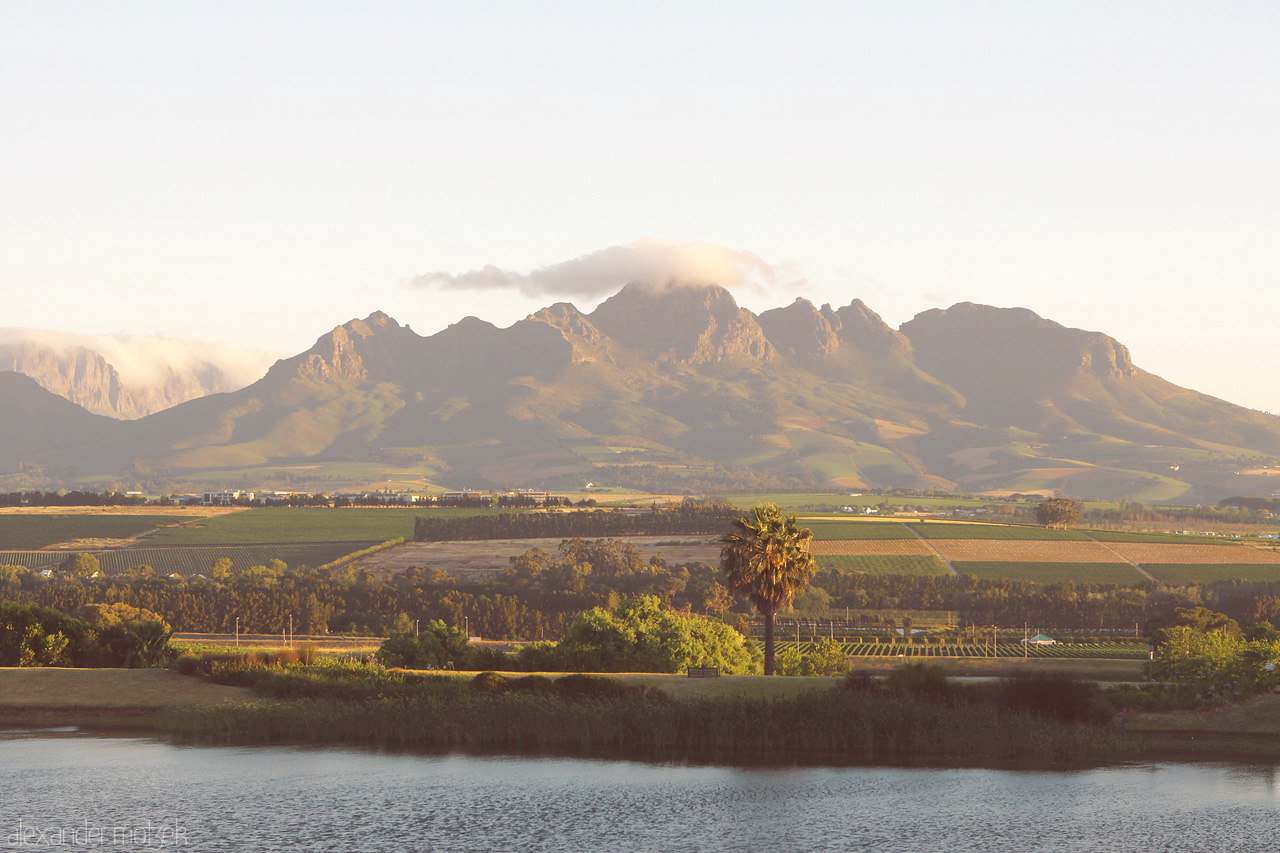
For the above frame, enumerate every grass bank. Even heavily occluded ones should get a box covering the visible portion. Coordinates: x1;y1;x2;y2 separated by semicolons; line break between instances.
0;667;258;729
1123;692;1280;759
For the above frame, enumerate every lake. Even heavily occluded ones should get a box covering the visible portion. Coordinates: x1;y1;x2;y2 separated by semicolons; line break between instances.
2;730;1278;851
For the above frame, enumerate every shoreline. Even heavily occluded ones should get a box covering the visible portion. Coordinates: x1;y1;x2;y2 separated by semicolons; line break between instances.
3;667;1278;766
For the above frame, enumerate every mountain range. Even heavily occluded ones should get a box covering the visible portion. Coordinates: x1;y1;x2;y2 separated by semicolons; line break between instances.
4;283;1279;504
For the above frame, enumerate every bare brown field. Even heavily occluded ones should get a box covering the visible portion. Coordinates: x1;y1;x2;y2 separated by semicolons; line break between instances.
810;539;932;556
0;668;258;708
1107;543;1280;564
930;539;1122;562
352;535;723;580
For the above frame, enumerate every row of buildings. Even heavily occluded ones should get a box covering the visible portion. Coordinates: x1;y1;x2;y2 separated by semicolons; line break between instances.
177;488;555;507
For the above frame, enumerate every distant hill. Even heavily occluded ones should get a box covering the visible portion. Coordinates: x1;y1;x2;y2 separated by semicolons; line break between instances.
4;284;1280;504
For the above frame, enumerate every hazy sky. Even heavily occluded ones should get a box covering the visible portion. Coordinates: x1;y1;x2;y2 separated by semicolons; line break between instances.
3;3;1277;410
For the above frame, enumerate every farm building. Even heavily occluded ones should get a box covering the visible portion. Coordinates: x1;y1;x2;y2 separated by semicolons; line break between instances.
1021;633;1057;645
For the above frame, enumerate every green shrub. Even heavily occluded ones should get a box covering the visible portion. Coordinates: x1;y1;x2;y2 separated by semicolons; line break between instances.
806;637;853;676
470;671;510;694
507;675;556;694
842;671;879;692
997;671;1113;724
884;662;950;696
466;646;512;671
376;620;469;669
553;673;632;701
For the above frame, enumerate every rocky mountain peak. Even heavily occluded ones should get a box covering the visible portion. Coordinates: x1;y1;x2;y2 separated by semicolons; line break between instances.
899;302;1137;419
757;298;841;358
280;311;424;384
588;283;776;364
524;303;613;364
834;299;908;353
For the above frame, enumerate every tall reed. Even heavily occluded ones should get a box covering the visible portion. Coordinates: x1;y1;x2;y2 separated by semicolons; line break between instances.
161;686;1130;765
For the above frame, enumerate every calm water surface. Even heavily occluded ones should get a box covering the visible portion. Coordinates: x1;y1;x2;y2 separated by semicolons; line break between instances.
2;730;1279;852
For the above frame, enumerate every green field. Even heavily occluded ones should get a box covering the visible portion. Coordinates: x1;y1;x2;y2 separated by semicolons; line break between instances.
950;561;1146;584
909;522;1089;541
721;493;1032;511
0;515;185;550
1086;530;1239;545
1142;563;1280;584
141;507;510;545
816;555;949;576
802;520;917;540
0;542;376;576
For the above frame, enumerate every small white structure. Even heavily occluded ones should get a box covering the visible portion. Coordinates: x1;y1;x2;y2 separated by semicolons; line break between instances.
203;489;254;506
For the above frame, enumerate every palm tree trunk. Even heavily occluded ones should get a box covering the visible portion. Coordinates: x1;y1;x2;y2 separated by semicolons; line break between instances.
764;611;775;675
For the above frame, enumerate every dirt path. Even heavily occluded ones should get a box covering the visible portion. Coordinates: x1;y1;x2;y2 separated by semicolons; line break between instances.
906;526;959;576
1081;532;1158;581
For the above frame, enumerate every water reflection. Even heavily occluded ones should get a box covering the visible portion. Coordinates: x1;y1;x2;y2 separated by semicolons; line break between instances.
1;734;1278;851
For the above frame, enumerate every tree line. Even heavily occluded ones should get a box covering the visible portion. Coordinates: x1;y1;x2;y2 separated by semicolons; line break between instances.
0;490;148;507
413;498;741;542
11;537;1280;642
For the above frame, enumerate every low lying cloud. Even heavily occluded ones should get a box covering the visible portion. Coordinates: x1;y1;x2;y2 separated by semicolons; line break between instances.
410;238;805;299
0;328;284;392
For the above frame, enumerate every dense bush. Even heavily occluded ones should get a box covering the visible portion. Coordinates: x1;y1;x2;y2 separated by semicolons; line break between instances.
884;662;950;696
0;601;173;667
513;596;758;674
1149;625;1280;704
376;620;470;669
996;671;1113;725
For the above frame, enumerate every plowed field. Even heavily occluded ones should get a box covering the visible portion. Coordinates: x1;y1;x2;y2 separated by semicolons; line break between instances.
1106;543;1280;564
810;539;932;556
931;540;1122;562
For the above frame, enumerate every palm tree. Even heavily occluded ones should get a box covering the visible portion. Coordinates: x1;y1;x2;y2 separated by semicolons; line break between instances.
720;503;816;675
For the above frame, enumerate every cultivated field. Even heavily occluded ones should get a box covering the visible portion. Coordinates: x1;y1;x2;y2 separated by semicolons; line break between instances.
949;561;1145;583
0;542;375;576
815;555;949;576
773;640;1149;660
1143;564;1280;584
931;539;1123;562
802;519;1280;582
1105;543;1280;564
799;520;918;539
0;514;186;550
910;522;1088;540
141;507;432;545
1087;529;1243;545
811;539;932;555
